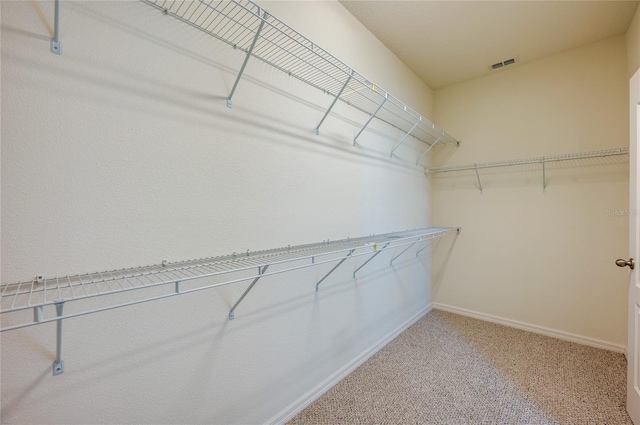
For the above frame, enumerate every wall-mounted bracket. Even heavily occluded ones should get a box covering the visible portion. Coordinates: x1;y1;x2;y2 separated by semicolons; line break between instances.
33;306;43;323
391;117;421;157
415;239;437;257
50;0;62;55
541;157;547;192
316;70;353;135
416;134;443;166
353;94;388;146
227;10;268;108
229;264;269;320
353;242;390;278
315;249;355;291
390;242;418;265
474;165;483;194
53;302;65;376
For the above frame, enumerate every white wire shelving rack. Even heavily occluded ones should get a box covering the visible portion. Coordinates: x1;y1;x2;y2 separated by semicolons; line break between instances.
426;147;629;193
1;227;459;375
141;0;459;164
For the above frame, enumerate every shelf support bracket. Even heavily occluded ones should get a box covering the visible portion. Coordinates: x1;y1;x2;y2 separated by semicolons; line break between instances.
353;242;390;278
391;117;422;157
353;94;388;146
474;165;483;194
50;0;62;55
315;249;355;291
33;305;43;323
416;133;443;166
541;157;547;192
316;70;353;135
53;302;65;376
416;239;437;257
227;11;268;108
390;241;418;266
229;264;269;320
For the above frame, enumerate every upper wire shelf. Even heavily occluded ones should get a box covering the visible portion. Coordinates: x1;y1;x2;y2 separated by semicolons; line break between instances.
142;0;459;157
0;227;458;333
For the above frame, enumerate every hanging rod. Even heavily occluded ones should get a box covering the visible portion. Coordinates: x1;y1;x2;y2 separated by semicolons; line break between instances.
142;0;459;158
426;147;629;193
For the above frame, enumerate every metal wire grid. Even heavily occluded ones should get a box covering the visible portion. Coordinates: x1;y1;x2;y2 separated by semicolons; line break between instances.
0;227;457;331
142;0;458;147
426;147;630;174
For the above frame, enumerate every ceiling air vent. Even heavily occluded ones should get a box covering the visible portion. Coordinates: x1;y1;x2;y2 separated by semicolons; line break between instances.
489;57;519;71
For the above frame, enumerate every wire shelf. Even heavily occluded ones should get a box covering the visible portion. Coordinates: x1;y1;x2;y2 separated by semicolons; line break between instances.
0;227;458;332
426;147;628;193
426;147;629;174
142;0;459;150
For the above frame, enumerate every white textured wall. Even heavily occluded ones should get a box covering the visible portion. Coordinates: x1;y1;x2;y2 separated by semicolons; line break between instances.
0;1;437;423
432;35;629;349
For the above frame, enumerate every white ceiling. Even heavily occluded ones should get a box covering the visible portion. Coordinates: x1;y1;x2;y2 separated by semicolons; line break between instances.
340;1;639;89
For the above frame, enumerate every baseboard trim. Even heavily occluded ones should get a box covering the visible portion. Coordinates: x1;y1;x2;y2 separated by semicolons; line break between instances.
432;302;626;354
266;304;433;425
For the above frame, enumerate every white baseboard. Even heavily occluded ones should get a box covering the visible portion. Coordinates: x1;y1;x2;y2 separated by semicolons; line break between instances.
266;304;433;425
432;302;626;354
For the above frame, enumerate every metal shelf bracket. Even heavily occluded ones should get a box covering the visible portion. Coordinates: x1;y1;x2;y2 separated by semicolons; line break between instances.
416;239;436;257
416;133;444;166
227;10;268;108
316;70;353;135
391;117;422;157
353;242;390;278
33;305;43;322
415;227;460;257
390;241;418;265
229;264;269;320
50;0;62;55
353;94;388;146
315;249;355;291
541;157;547;192
474;165;483;194
53;302;65;376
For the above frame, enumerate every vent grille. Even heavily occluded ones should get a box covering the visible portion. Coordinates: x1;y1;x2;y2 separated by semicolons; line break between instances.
489;57;519;70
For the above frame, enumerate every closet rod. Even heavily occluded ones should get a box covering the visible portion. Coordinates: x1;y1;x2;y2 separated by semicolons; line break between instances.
426;147;629;174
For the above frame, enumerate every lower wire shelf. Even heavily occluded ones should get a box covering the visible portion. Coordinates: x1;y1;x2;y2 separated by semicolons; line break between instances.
1;226;459;375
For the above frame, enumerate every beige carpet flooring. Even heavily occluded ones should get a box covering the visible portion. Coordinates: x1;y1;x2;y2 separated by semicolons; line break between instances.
288;309;631;425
